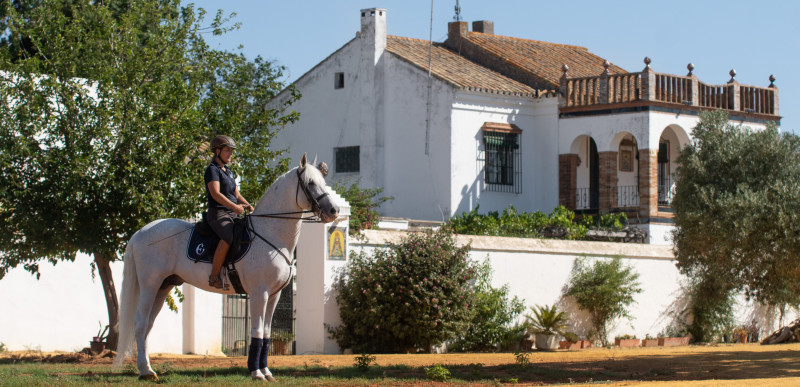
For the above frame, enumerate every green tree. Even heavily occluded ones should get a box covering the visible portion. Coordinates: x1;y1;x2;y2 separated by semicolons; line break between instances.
0;0;299;348
450;259;525;352
330;180;392;236
672;111;800;325
329;229;476;353
565;256;642;346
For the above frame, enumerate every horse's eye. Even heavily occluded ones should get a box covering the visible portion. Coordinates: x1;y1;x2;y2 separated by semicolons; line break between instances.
308;181;315;186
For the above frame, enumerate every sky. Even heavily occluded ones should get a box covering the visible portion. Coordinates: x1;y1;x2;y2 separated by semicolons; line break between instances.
183;0;799;134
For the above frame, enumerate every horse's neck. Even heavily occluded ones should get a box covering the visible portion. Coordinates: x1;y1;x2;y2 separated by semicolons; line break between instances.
251;174;303;254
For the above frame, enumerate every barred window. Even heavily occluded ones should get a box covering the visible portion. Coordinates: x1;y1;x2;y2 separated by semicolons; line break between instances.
334;146;359;173
478;123;521;193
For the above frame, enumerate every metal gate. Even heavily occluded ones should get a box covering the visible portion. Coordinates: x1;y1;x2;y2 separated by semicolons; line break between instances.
221;277;294;356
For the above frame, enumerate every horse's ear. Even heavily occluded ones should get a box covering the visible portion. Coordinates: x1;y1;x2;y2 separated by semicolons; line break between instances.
300;153;307;168
317;162;329;177
312;154;318;167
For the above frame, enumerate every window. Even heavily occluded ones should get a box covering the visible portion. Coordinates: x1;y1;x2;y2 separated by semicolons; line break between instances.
479;123;521;193
334;72;344;89
334;146;359;173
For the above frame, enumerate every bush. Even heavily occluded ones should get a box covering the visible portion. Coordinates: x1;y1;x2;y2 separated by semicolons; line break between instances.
686;276;735;343
450;259;525;352
565;257;642;346
331;180;392;235
329;229;476;353
526;304;568;335
445;205;593;240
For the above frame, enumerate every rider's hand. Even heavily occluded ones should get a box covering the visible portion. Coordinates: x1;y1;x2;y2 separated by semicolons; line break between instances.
233;204;245;215
244;204;254;212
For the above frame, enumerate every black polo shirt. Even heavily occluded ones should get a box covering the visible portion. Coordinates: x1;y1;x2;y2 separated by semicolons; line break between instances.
204;161;238;209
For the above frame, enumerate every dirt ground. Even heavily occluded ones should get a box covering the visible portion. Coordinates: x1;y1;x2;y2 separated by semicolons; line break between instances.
4;342;800;385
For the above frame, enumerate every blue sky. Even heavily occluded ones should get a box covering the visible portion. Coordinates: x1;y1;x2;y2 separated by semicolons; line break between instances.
184;0;798;134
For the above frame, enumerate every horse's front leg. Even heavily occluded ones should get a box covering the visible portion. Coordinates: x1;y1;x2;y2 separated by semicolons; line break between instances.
247;291;269;381
259;292;282;382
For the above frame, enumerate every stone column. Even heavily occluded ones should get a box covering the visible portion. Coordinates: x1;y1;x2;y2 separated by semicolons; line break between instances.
638;149;658;219
559;154;579;210
598;151;618;212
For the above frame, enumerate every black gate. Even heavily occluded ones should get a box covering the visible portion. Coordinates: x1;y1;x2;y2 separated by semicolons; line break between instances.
221;277;294;356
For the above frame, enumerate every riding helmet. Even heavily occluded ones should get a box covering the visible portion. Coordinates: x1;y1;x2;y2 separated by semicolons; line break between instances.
210;135;237;150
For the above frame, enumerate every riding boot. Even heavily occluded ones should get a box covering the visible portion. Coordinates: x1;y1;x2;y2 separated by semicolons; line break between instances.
209;240;230;289
247;337;263;372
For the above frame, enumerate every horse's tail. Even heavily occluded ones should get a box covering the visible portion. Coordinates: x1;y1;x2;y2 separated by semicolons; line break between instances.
112;238;140;369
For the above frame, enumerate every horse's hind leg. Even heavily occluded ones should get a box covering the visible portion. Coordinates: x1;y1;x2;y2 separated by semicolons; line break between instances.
146;285;173;337
134;286;159;380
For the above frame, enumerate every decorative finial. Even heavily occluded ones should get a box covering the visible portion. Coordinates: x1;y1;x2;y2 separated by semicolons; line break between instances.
562;64;569;77
769;74;776;88
453;0;462;21
644;57;651;69
603;60;610;75
687;63;695;76
729;69;736;82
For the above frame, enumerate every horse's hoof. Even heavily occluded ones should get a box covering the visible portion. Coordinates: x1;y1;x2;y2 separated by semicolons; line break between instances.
138;374;159;381
251;370;266;381
265;374;277;382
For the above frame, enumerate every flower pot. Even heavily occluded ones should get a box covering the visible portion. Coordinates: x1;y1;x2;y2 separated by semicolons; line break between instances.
580;340;594;349
521;338;534;350
615;338;640;348
642;339;659;347
658;337;690;347
535;333;559;350
272;340;290;355
89;341;105;354
559;341;582;350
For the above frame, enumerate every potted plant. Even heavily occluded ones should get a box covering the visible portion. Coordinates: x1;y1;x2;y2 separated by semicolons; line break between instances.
559;332;582;350
642;334;659;347
526;304;568;351
90;322;109;354
733;326;748;344
271;330;295;355
614;334;640;348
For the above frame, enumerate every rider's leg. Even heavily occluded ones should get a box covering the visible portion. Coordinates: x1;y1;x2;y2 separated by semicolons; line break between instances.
209;240;230;289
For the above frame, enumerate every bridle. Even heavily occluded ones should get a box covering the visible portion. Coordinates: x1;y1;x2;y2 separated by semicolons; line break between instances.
248;167;329;222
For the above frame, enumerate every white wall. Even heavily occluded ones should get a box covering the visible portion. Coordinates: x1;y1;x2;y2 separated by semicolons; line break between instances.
0;253;222;353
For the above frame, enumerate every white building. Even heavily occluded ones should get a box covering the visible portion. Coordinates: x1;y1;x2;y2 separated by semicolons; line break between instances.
269;8;780;244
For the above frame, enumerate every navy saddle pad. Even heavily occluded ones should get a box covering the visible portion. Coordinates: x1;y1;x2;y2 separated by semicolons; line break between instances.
186;227;252;264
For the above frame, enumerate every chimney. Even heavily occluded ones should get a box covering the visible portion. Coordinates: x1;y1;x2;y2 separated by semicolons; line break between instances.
472;20;493;34
360;8;387;65
446;21;468;48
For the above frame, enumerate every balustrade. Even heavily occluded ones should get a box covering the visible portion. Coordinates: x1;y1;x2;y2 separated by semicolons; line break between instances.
616;185;640;208
559;58;779;117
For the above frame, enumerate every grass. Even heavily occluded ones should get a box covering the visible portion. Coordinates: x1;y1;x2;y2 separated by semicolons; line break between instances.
0;360;622;386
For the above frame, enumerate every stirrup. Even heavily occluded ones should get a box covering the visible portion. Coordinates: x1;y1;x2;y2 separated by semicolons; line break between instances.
209;275;227;289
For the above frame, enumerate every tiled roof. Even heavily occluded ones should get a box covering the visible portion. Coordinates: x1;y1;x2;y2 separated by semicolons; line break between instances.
464;32;627;88
386;36;547;97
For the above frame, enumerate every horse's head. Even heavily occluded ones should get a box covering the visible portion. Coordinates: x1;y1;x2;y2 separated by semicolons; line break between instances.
296;153;339;223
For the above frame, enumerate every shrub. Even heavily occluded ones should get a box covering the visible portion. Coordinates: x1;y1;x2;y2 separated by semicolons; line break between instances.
425;364;451;381
685;276;734;343
445;205;590;239
565;257;642;346
331;180;392;235
526;304;568;335
450;259;525;352
329;229;476;353
353;353;376;371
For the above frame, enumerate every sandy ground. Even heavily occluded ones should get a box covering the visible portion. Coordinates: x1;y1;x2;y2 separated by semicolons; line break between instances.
4;342;800;385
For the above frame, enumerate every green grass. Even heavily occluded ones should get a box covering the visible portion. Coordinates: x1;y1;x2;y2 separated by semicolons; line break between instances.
0;361;623;386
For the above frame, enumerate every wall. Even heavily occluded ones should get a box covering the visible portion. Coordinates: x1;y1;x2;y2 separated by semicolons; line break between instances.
0;253;222;354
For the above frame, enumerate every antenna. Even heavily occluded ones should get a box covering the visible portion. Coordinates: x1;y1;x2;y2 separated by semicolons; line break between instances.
453;0;462;21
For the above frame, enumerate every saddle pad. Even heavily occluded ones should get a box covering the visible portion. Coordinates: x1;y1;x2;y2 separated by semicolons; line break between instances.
186;227;252;264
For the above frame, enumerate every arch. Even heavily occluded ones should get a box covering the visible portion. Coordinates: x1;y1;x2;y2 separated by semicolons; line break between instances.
569;134;591;155
659;124;690;149
610;131;640;150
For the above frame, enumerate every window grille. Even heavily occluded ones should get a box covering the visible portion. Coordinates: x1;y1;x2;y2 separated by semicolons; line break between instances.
334;146;359;173
334;72;344;89
478;131;521;193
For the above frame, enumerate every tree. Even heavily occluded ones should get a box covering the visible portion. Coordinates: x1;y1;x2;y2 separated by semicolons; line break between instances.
672;111;800;325
564;256;642;345
329;229;476;353
0;0;299;348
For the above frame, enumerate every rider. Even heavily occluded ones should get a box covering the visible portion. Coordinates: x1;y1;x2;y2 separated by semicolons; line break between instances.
205;135;254;289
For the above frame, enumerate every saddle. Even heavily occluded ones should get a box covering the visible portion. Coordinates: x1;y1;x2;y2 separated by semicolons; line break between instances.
187;212;252;293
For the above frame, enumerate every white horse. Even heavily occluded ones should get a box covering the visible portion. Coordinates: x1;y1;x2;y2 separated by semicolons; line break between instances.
112;154;339;381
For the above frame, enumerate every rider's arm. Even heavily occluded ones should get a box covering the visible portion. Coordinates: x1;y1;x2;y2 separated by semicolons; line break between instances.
234;187;254;211
207;181;244;215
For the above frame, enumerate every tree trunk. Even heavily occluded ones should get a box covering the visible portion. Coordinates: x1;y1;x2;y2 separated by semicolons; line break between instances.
94;252;120;350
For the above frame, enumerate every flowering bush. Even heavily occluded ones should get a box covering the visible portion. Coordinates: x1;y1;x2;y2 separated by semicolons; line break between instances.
328;229;476;353
330;180;392;236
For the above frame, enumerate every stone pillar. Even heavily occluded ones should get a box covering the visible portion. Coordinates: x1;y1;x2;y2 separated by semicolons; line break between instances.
641;57;656;102
769;75;779;116
598;151;618;212
559;154;579;210
638;149;658;218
